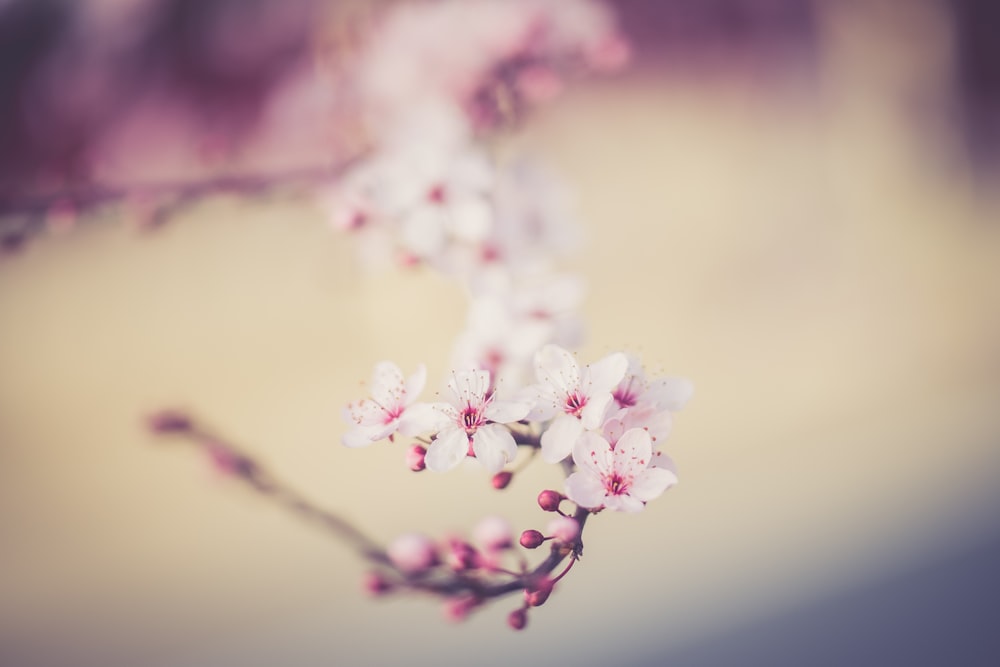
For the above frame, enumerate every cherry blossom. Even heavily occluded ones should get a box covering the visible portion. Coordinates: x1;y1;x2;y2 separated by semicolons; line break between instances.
342;362;436;447
424;370;531;473
526;344;628;463
565;429;677;512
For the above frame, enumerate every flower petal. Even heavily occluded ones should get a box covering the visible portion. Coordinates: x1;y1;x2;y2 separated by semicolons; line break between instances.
604;494;645;513
403;364;428;404
370;362;405;406
651;450;677;474
534;344;580;395
612;428;653;477
572;431;612;476
472;424;517;473
484;398;530;424
579;391;613;430
564;471;607;509
447;369;490;405
540;415;584;463
629;467;677;502
341;425;381;448
646;376;694;411
397;401;449;436
583;352;628;395
424;427;469;472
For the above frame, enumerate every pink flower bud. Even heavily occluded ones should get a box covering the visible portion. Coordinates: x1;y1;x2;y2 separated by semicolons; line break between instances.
443;595;478;623
524;577;554;607
537;489;563;512
362;571;393;596
406;445;427;472
507;607;528;631
519;529;545;549
387;533;438;574
491;471;513;489
446;539;479;571
473;516;513;551
546;516;580;543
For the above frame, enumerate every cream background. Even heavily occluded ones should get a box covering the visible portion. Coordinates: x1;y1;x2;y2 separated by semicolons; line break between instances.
2;5;1000;665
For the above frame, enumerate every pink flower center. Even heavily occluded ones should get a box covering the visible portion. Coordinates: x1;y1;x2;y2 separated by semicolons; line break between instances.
461;405;484;434
564;392;587;417
613;378;639;408
606;472;630;496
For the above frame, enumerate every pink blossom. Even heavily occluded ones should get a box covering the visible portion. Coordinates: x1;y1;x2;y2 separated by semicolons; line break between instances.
342;362;436;447
425;370;531;472
387;533;439;574
607;355;694;444
473;516;514;551
565;429;677;513
546;516;580;543
526;344;628;463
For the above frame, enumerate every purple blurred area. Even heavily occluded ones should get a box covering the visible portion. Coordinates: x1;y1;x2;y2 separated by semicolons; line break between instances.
0;0;325;209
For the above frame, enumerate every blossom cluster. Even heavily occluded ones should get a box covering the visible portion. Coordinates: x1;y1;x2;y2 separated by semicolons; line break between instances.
330;0;692;629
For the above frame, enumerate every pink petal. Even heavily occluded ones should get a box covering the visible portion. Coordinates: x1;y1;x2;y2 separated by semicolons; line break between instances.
564;471;607;509
540;415;584;463
629;467;677;502
612;428;653;477
534;344;580;395
651;450;677;474
583;352;628;395
424;427;469;472
341;426;380;448
572;431;612;476
472;424;517;473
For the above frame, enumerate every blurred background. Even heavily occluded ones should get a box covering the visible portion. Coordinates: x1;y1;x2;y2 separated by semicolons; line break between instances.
1;1;999;665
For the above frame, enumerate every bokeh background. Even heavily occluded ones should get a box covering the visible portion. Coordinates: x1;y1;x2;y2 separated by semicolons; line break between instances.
2;1;999;665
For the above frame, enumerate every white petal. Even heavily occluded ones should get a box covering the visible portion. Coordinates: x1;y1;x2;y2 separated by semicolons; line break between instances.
447;369;490;405
484;399;530;424
403;364;427;403
424;427;469;472
540;415;584;463
604;494;645;513
341;426;380;448
579;392;613;430
534;344;580;394
522;384;558;421
564;471;607;509
647;376;694;411
400;207;446;257
397;402;449;436
472;424;517;473
572;431;612;476
612;428;653;477
629;467;677;502
583;352;628;395
370;362;405;407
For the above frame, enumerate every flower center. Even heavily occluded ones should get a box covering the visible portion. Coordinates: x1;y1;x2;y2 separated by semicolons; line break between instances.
565;392;587;416
607;473;629;496
461;405;483;434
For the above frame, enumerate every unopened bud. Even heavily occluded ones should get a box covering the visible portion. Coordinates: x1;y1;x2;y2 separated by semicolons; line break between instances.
519;529;545;549
387;533;438;574
362;571;393;596
537;489;563;512
507;607;528;630
443;595;478;623
473;516;513;551
447;539;479;571
546;516;580;543
491;471;513;489
406;444;427;471
525;578;554;607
